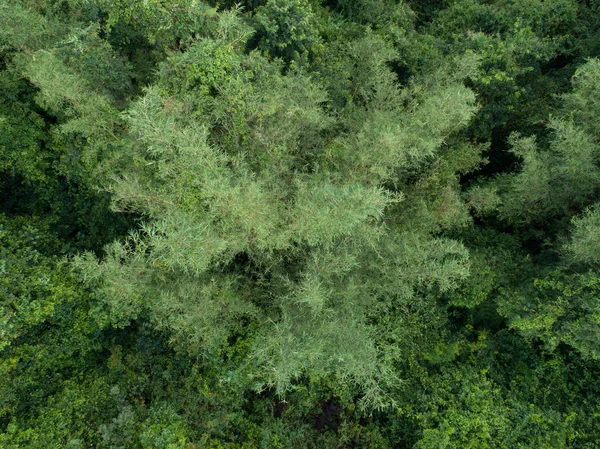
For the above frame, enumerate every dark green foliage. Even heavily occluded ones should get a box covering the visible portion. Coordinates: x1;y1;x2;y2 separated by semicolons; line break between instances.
253;0;322;62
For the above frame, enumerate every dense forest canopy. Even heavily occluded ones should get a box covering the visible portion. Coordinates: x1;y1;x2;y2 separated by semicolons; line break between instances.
2;0;600;447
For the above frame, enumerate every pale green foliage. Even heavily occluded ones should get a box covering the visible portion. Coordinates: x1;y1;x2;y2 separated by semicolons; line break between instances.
11;46;126;190
465;184;501;217
496;58;600;225
15;50;119;138
487;60;600;362
500;119;600;224
0;2;55;52
67;4;483;414
157;26;330;172
54;24;134;102
4;7;130;132
251;305;395;410
362;232;471;304
291;178;390;248
334;53;479;186
561;58;600;138
340;34;399;111
563;204;600;266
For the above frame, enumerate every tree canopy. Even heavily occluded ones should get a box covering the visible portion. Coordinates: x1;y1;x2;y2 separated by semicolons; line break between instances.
2;0;600;447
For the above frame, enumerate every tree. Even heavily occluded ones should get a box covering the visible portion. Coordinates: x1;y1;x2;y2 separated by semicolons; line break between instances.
74;8;482;413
